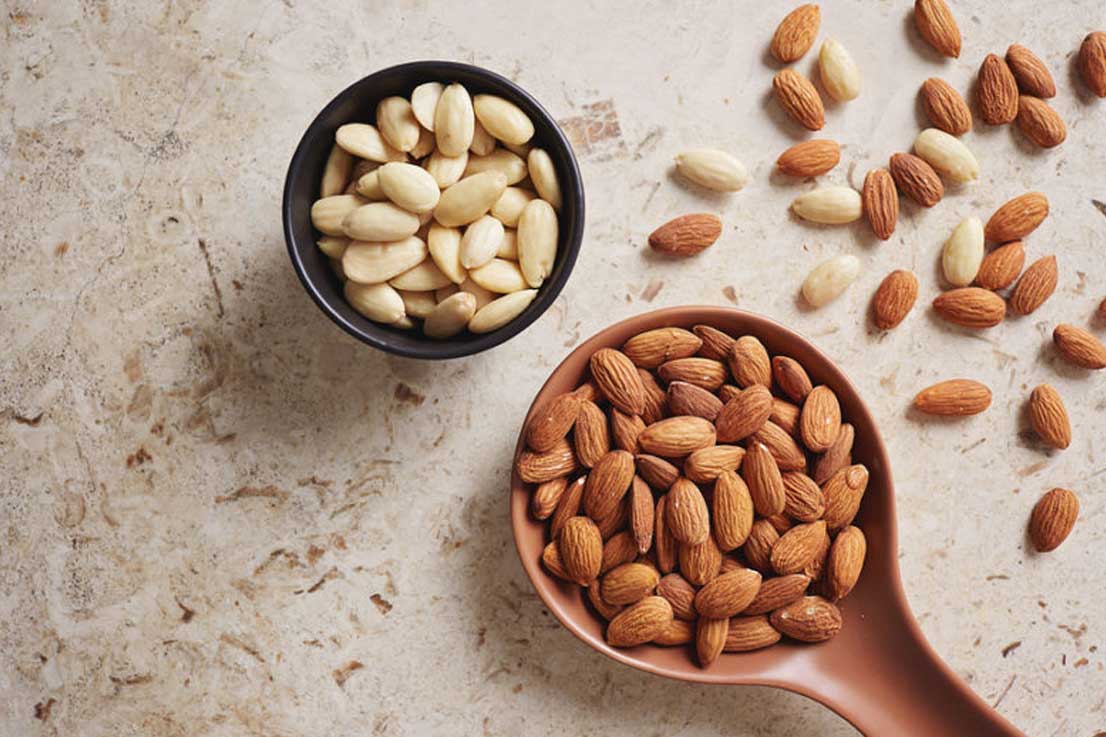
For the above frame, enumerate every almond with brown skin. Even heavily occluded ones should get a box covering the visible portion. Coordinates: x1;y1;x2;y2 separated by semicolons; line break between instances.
978;54;1019;125
696;617;729;667
889;153;943;207
751;421;808;471
525;392;581;452
679;536;723;586
1016;95;1066;148
531;477;568;520
914;0;961;58
975;240;1025;291
559;516;602;584
586;579;624;620
713;470;755;551
825;525;866;601
932;287;1006;328
601;562;660;605
573;400;610;468
667;381;723;421
666;477;710;545
803;526;831;581
771;356;812;402
861;167;898;240
985;192;1049;242
742;519;779;573
542;541;572;581
658;357;727;391
771;595;842;642
913;379;992;416
1054;323;1106;369
920;78;972;135
770;3;821;62
629;475;655;553
1079;31;1106;97
800;385;842;453
653;618;694;646
654;495;677;573
765;514;793;535
743;573;811;615
692;324;735;360
776;139;840;177
583;450;635;520
770;398;801;437
719;555;746;573
742;442;786;517
782;471;825;522
594;495;630;540
649;213;723;256
1028;384;1071;450
638;416;716;457
771;520;828;575
729;335;772;388
657;573;698;620
1029;488;1079;552
773;68;825;131
724;615;782;652
606;595;673;647
517;437;578;484
694;568;763;619
1006;44;1056;98
822;464;869;530
872;269;919;330
573;380;602;404
600;530;638;574
715;384;773;443
1009;255;1058;315
590;348;645;415
635;454;679;490
684;445;746;484
636;369;668;425
610;408;646;454
623;327;702;368
549;475;585;539
813;423;854;485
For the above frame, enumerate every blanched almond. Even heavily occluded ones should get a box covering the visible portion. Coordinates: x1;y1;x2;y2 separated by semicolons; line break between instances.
791;187;862;224
528;148;563;210
468;289;538;333
941;217;984;287
376;96;421;152
335;123;406;163
497;229;519;259
468;257;528;293
341;202;421;241
320;144;354;198
344;281;405;324
469;120;496;156
434;171;508;227
517;199;558;288
311;194;368;236
410;81;443;130
427;223;466;284
410;126;435;159
424;291;477;339
473;94;535;145
464;149;527;184
818;39;860;101
913;128;979;183
460;215;505;269
355;169;385;200
674;149;749;192
377;162;440;213
491;187;535;227
342;236;428;284
317;235;349;259
802;255;860;307
460;277;495;308
424;148;469;188
389;258;452;291
434;83;475;157
397;289;436;319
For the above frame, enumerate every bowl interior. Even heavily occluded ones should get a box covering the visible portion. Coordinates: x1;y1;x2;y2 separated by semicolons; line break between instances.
509;306;901;684
283;61;584;359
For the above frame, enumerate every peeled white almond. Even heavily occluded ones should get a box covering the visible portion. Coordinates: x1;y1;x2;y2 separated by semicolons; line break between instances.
392;315;416;329
527;148;562;210
311;194;368;236
398;289;438;319
468;289;538;333
411;81;444;131
497;229;518;259
410;126;435;159
317;235;349;259
320;144;354;197
465;149;527;184
942;217;984;287
376;96;421;152
355;169;386;200
472;94;534;146
791;187;863;224
434;171;508;227
344;281;405;324
427;224;466;284
389;258;452;291
424;292;478;339
459;277;495;308
335;123;406;163
470;120;497;156
914;128;979;183
802;254;860;307
675;149;749;192
342;236;427;284
818;39;860;102
491;187;535;227
341;202;420;241
377;162;440;214
467;258;528;293
424;149;469;188
517;199;558;288
434;83;475;157
460;215;505;269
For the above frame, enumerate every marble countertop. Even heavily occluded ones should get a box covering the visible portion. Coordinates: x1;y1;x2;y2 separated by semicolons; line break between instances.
2;1;1104;735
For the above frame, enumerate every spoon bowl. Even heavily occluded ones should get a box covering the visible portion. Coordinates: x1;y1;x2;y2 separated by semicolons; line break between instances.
510;306;1024;736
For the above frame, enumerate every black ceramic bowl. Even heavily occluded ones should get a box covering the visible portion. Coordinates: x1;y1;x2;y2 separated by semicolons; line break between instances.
283;61;585;360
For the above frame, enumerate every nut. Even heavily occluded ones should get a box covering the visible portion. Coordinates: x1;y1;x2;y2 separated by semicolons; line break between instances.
920;78;972;135
977;54;1019;125
773;68;825;131
791;187;862;224
818;39;860;102
674;149;749;192
801;254;860;308
648;213;723;256
913;0;961;58
941;217;985;287
770;4;821;62
913;128;979;183
872;269;919;330
913;379;992;416
1028;488;1079;552
776;139;841;177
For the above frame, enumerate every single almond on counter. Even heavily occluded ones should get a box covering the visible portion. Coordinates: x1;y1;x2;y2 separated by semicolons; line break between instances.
770;4;821;62
913;0;961;58
791;187;862;224
913;379;992;416
802;254;860;308
941;217;985;287
648;213;723;256
920;78;972;135
1053;323;1106;369
872;269;918;330
985;192;1049;243
1009;255;1058;315
1028;384;1071;450
773;68;825;131
1016;95;1066;148
914;128;979;182
978;54;1019;125
1080;31;1106;97
771;595;843;642
1028;488;1079;552
889;153;943;207
675;149;749;192
975;240;1025;291
776;139;840;177
1006;44;1056;98
932;287;1006;328
861;168;898;240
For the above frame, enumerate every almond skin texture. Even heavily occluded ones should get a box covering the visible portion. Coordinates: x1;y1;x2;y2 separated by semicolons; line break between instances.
889;153;943;207
729;336;772;388
782;472;825;522
821;464;869;530
637;369;668;425
653;495;677;574
666;477;711;545
975;240;1025;291
657;573;699;620
649;213;722;256
1053;323;1106;369
771;521;828;575
1006;44;1056;98
559;516;603;584
825;525;866;601
773;68;825;131
525;392;581;452
776;139;840;177
623;327;702;369
684;445;746;484
636;454;679;491
638;416;716;457
696;617;729;667
692;324;735;360
744;574;811;615
770;4;821;62
694;568;763;619
751;421;808;471
542;541;572;581
772;356;812;402
872;270;919;330
549;476;585;539
653;618;694;646
932;287;1006;328
742;519;780;573
610;409;646;454
629;476;655;553
800;386;841;453
713;470;755;551
667;381;724;421
1009;255;1058;315
606;596;673;647
586;580;624;620
978;54;1019;125
574;400;610;468
531;477;568;520
590;348;646;416
601;562;660;606
772;596;843;642
715;384;773;443
1029;384;1071;450
985;192;1049;243
920;78;972;135
517;437;578;484
861;168;898;240
1029;488;1079;552
1079;32;1106;97
583;450;635;521
600;530;639;575
679;536;723;586
724;615;782;652
813;423;854;485
1016;95;1066;148
913;379;992;416
743;442;787;517
914;0;961;58
658;358;727;391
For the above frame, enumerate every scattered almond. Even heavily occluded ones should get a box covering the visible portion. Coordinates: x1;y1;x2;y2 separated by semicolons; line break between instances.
818;39;860;101
1079;31;1106;97
1028;488;1079;552
1016;95;1066;148
802;254;860;308
975;241;1025;291
770;4;821;62
913;128;979;182
1028;384;1071;450
889;153;943;207
932;287;1007;328
913;379;992;416
776;139;841;177
984;192;1049;243
648;213;723;257
1006;44;1056;98
861;168;898;240
872;269;919;330
941;217;985;287
920;78;972;135
913;0;961;58
1009;255;1058;315
791;187;862;224
675;149;749;192
978;54;1019;125
773;68;825;131
1053;323;1106;369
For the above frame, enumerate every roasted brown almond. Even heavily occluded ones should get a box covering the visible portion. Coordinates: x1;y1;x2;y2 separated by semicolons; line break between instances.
600;530;639;574
559;516;602;584
920;77;972;135
715;384;773;443
889;153;942;207
728;335;772;388
635;454;679;490
583;450;635;520
542;540;572;581
623;327;702;368
825;525;866;600
913;379;992;416
771;520;828;575
770;398;801;437
914;0;961;58
812;423;854;485
696;617;729;667
770;595;843;642
751;421;808;471
1028;488;1079;552
549;476;585;539
1079;31;1106;97
1006;44;1056;98
531;477;568;520
629;475;655;553
712;470;754;551
590;348;645;415
653;495;677;574
517;437;578;484
1016;95;1066;148
666;477;711;545
638;416;716;457
1009;255;1057;315
978;53;1019;125
781;471;825;522
610;408;646;454
586;578;624;620
984;192;1048;243
657;573;698;620
862;167;898;240
653;618;694;646
771;356;812;402
975;240;1025;291
1028;384;1071;450
743;573;811;615
776;139;840;177
649;213;723;256
694;568;763;619
601;562;660;605
742;519;779;573
692;324;735;360
872;269;919;330
666;381;724;421
684;445;746;484
821;464;869;530
679;536;723;586
742;442;786;517
724;615;782;652
1053;323;1106;369
800;385;841;453
770;3;821;62
573;399;610;468
932;287;1006;328
606;596;673;647
773;68;825;131
636;369;668;425
658;357;727;391
526;392;581;452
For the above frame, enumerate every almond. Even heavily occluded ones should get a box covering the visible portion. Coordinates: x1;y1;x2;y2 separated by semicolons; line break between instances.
913;128;979;182
1009;255;1058;315
528;148;563;210
657;358;728;391
743;573;811;615
802;254;860;307
978;54;1019;125
587;579;624;620
610;408;646;454
771;521;828;575
601;562;660;605
715;384;773;443
654;618;694;646
742;519;780;573
694;569;763;619
667;381;724;421
674;148;749;192
913;0;960;58
594;495;630;540
635;454;680;491
623;327;702;368
770;4;821;62
517;199;558;287
771;357;813;403
720;555;746;573
776;139;841;177
712;470;755;551
913;379;992;416
574;400;610;468
728;335;772;388
724;615;782;652
525;392;581;452
517;437;578;484
692;324;735;360
472;94;534;146
583;450;635;520
771;595;843;642
685;445;746;484
791;187;862;224
743;442;786;517
818;38;860;101
435;171;508;227
638;416;716;457
1028;488;1079;552
773;68;825;131
590;348;646;415
531;477;568;520
666;477;711;545
932;287;1006;328
872;269;919;330
920;78;972;135
1016;95;1066;148
559;516;602;584
861;168;898;240
825;525;866;601
549;476;585;539
782;471;825;522
889;153;943;207
800;386;841;453
751;421;808;471
434;83;476;157
822;464;869;530
766;514;794;535
637;369;669;425
984;192;1049;242
941;217;985;287
654;495;677;574
629;476;655;553
648;213;723;256
1079;31;1106;97
1006;44;1056;98
975;241;1025;291
601;530;639;575
802;526;831;581
679;536;723;586
657;573;698;620
542;541;572;581
812;423;854;485
343;281;405;323
606;596;673;647
696;617;729;667
1028;384;1071;450
1053;323;1106;369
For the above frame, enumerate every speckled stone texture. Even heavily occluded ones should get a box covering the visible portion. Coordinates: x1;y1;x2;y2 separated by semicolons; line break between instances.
1;1;1104;735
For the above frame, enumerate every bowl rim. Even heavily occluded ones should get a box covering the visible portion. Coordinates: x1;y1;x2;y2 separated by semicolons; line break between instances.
282;60;585;360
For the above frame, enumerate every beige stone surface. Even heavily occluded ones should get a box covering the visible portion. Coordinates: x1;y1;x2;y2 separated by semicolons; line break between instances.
2;1;1104;735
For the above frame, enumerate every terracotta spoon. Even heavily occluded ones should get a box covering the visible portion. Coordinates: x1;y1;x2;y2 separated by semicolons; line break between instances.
510;307;1025;736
